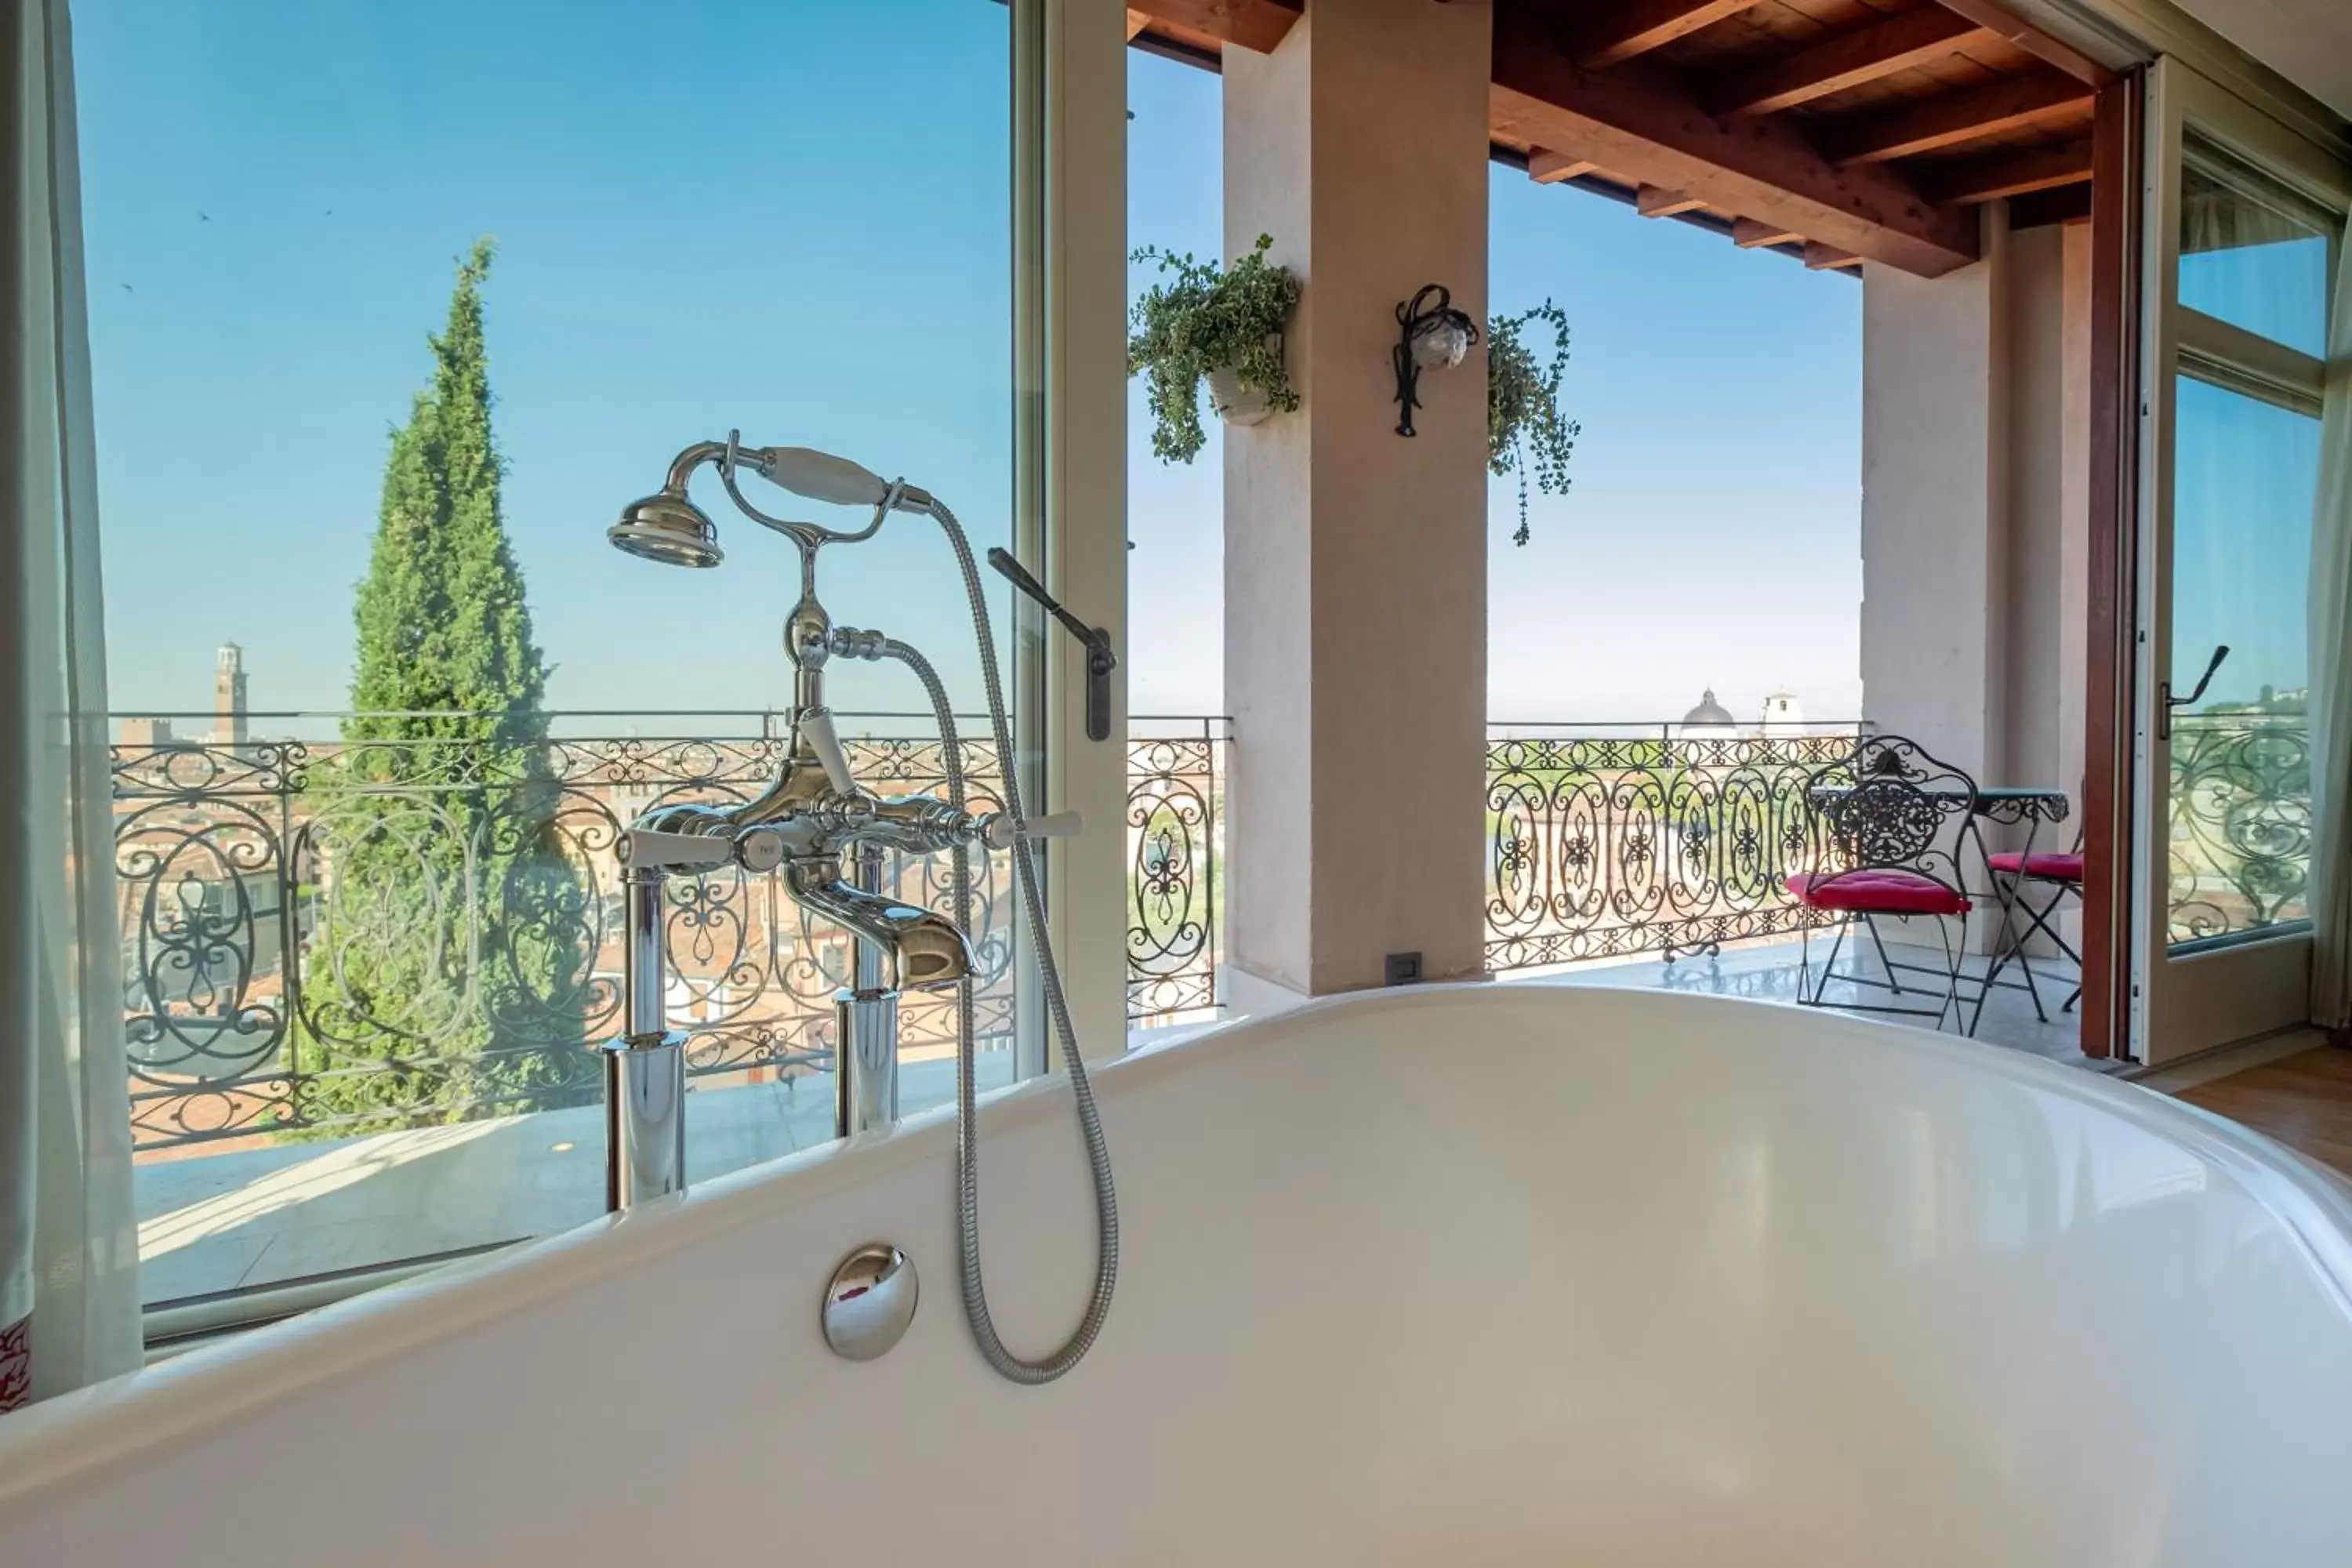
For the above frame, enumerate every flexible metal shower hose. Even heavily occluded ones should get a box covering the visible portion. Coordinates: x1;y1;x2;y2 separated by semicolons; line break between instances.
878;499;1117;1384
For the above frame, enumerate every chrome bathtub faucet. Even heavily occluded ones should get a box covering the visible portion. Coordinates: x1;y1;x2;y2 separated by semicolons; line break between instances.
596;434;1047;1207
601;432;1114;1389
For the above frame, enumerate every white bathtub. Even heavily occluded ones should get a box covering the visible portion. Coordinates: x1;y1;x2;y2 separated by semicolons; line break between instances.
5;985;2351;1565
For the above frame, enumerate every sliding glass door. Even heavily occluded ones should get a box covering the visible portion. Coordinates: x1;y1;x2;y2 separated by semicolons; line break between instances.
2134;60;2349;1064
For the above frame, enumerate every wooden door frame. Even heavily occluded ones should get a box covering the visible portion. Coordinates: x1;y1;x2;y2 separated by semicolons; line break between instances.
2081;72;2143;1061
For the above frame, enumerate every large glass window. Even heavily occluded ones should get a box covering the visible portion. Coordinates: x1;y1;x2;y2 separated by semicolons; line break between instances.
2178;137;2336;358
2164;373;2321;946
2161;129;2334;953
80;0;1029;1320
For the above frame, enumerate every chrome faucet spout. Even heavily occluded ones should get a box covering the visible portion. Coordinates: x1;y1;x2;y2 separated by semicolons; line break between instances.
785;858;973;992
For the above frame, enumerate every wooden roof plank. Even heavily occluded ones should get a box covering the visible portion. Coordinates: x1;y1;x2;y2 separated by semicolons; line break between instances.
1636;183;1711;216
1733;217;1807;246
1804;241;1863;268
1528;149;1602;183
2007;182;2093;227
1712;8;1992;115
1578;0;1773;69
1928;0;2118;86
1491;13;1980;274
1825;72;2093;162
1121;0;1299;55
1921;138;2092;202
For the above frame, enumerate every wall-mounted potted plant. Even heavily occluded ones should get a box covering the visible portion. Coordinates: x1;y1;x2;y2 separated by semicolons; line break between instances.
1487;300;1581;546
1128;234;1301;463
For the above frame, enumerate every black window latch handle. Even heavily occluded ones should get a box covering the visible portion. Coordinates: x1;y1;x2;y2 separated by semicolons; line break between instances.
2159;643;2229;742
986;547;1116;742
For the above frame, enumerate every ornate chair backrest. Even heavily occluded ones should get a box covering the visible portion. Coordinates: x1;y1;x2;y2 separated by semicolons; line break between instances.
1808;735;1979;894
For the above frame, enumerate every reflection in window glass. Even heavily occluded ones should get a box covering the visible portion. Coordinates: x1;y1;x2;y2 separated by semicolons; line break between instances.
2165;372;2318;948
2177;136;2334;358
78;0;1018;1308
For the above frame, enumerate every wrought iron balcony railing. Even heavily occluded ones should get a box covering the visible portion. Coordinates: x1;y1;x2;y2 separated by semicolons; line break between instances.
1127;716;1227;1027
1484;725;1861;973
2165;711;2310;946
114;712;1228;1155
121;707;2301;1158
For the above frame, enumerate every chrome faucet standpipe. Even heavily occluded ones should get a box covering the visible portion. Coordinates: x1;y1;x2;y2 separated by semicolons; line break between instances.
602;434;1119;1384
597;825;779;1207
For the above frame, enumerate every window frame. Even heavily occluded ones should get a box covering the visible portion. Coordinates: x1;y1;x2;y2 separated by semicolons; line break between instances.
2129;56;2350;1064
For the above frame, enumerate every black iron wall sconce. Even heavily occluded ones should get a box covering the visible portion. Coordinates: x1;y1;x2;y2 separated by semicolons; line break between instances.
1392;282;1479;437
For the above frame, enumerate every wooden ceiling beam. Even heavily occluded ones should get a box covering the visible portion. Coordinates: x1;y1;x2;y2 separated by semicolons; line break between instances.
1824;72;2093;164
1576;0;1768;70
1803;241;1861;270
1527;149;1601;183
1121;0;1300;55
1491;13;1980;275
1928;0;2118;87
1712;8;1991;117
1127;10;1152;42
1921;139;2092;203
1635;183;1708;217
1733;218;1805;248
2007;181;2094;228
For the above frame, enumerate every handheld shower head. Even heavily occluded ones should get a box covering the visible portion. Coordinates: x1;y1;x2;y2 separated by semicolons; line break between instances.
609;488;723;568
750;445;935;517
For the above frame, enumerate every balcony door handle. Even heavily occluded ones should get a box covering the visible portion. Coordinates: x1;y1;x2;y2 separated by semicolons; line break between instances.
2159;643;2229;742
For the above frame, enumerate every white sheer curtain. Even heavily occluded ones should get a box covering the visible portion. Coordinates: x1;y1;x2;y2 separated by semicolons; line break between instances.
2314;212;2352;1040
0;0;140;1411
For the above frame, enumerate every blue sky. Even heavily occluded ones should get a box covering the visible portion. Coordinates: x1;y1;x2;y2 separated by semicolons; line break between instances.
1127;49;1863;722
2172;222;2332;706
79;0;1018;727
78;2;1866;730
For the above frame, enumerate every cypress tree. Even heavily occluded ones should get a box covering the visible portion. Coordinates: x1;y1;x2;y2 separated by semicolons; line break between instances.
296;240;589;1133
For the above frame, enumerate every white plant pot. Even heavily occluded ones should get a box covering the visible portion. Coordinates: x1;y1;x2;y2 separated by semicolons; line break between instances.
1207;365;1273;427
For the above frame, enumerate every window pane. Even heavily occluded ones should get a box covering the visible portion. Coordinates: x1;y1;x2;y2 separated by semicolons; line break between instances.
2178;136;2334;358
2165;372;2318;948
82;0;1018;1308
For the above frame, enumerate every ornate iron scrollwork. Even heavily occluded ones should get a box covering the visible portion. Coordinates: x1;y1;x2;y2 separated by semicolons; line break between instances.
112;721;1018;1151
1485;728;1859;973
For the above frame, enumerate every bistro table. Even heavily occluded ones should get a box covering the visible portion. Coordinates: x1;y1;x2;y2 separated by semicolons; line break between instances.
1967;786;2073;1031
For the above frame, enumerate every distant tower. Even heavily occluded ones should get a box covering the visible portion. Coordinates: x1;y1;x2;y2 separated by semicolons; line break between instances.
214;642;249;748
1761;688;1805;734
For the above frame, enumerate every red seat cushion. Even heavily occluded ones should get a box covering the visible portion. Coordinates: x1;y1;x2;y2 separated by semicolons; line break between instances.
1785;869;1970;916
1986;851;2084;881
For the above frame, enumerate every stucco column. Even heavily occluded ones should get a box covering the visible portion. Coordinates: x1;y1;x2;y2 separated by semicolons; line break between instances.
1861;212;2010;781
1221;0;1491;1003
1860;207;2092;949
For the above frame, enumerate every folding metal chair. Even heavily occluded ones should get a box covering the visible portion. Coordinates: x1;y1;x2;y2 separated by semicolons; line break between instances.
1788;735;1980;1032
1983;834;2085;1015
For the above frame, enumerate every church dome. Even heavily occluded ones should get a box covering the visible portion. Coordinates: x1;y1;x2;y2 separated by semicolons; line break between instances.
1681;688;1736;728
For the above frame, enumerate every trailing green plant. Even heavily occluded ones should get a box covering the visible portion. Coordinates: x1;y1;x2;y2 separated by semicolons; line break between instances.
1127;234;1301;463
1487;299;1581;546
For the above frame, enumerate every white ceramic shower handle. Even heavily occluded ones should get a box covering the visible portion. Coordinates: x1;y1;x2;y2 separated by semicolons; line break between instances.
760;447;888;509
797;708;858;795
985;811;1083;851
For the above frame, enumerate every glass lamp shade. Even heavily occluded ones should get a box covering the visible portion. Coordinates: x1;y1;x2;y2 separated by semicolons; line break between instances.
1410;314;1473;370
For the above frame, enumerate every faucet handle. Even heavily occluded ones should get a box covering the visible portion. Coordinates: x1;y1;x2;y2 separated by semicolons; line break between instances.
797;706;858;794
981;810;1083;851
621;828;736;872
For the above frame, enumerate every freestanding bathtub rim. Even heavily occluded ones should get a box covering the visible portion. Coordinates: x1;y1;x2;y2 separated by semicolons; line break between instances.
2;983;2348;1506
